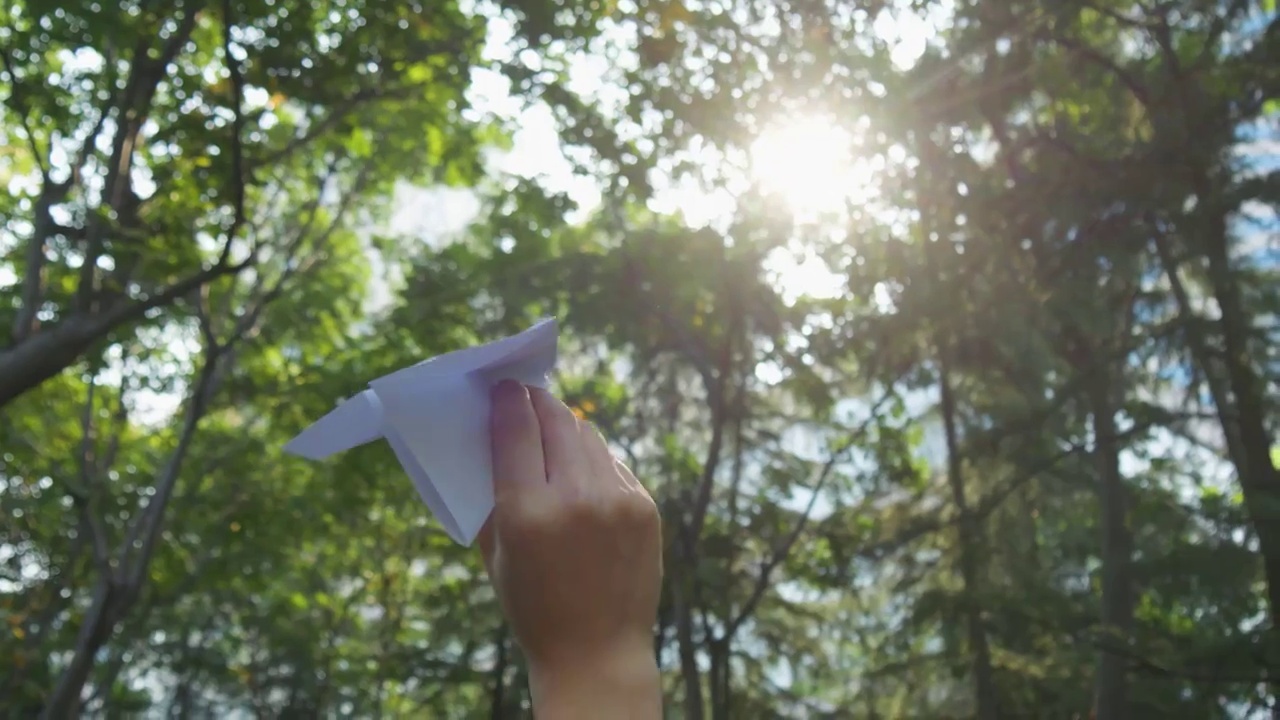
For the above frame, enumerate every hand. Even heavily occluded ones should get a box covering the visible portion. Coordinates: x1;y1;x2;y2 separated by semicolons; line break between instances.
480;380;663;718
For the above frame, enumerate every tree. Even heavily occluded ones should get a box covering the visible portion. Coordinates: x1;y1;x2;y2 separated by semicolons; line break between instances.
0;0;568;712
0;0;488;409
3;0;1276;716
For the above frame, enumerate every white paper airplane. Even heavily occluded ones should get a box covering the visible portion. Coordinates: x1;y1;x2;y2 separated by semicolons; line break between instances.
283;318;559;545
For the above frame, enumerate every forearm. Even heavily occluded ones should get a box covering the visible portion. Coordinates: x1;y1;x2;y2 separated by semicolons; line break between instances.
529;652;662;719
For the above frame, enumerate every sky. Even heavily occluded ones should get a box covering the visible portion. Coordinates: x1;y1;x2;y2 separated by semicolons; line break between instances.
381;0;941;300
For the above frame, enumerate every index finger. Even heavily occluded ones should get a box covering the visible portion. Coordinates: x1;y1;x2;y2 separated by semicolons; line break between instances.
527;387;590;488
490;379;547;505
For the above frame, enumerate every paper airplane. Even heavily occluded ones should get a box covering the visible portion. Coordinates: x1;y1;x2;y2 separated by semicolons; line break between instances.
284;318;559;546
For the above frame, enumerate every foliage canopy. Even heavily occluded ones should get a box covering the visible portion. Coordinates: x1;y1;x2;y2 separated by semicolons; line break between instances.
1;0;1277;717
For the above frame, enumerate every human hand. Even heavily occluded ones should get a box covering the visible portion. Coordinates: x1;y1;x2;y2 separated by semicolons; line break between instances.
480;380;662;718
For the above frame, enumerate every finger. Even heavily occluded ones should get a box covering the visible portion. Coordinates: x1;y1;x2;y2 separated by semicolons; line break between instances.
579;420;623;487
527;386;588;486
615;457;648;494
490;379;547;505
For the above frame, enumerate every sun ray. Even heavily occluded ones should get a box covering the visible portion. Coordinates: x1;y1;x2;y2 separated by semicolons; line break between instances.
749;115;870;219
749;114;871;298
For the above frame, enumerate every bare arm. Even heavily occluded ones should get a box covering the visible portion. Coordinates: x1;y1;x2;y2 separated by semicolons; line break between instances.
530;649;662;719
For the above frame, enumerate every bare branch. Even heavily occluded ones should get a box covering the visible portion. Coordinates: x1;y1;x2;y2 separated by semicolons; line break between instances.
725;392;893;639
0;249;253;409
219;0;248;269
74;368;113;576
247;86;414;172
0;50;49;178
119;349;223;596
1045;31;1152;107
77;2;205;313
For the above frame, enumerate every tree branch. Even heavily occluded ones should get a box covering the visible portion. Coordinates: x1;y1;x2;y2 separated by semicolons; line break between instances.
77;2;205;313
219;0;248;268
0;49;49;178
725;393;892;639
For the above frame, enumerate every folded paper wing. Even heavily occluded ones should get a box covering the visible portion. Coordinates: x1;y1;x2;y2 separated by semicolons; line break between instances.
283;318;559;546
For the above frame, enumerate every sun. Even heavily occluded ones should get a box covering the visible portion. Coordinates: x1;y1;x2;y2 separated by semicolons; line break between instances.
749;115;866;217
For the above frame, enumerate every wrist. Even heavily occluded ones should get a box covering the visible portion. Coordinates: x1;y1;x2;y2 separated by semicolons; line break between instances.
528;643;661;719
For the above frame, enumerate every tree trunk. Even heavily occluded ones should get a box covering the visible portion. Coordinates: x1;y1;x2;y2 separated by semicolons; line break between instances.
41;580;123;718
937;352;999;720
489;626;510;720
1203;237;1280;583
1157;231;1280;642
1090;367;1134;720
673;575;704;720
708;640;731;720
42;356;220;718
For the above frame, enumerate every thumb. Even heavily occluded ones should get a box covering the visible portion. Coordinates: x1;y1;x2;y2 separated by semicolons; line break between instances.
490;379;548;501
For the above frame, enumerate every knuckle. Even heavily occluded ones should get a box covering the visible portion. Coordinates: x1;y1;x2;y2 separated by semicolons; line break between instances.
499;500;555;538
611;489;659;528
563;493;599;524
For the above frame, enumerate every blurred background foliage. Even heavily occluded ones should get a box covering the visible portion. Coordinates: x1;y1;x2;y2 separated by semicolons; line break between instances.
1;0;1277;717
